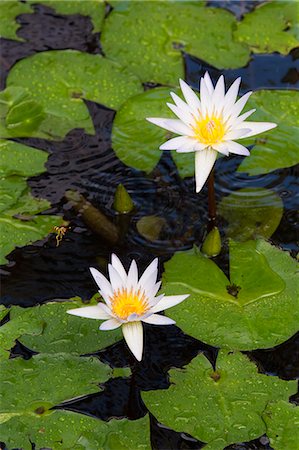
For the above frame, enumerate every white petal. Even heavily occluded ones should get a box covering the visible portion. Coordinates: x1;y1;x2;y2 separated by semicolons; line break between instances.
237;121;277;138
146;118;193;136
138;258;158;288
111;254;127;283
122;321;143;361
176;139;204;153
224;128;251;140
179;78;201;113
90;267;113;297
127;259;138;289
225;91;252;121
160;136;195;151
141;271;159;298
100;318;122;330
223;77;241;112
166;102;195;126
226;108;256;128
195;148;217;193
226;140;250;156
67;305;111;320
200;76;212;116
212;75;225;111
204;72;214;95
142;314;176;325
213;142;229;156
170;91;197;117
108;264;124;291
151;294;189;313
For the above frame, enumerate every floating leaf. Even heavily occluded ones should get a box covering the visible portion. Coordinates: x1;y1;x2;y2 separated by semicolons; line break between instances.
13;300;123;354
163;239;299;350
0;0;32;40
32;0;106;33
112;87;195;177
0;353;112;425
218;188;283;241
0;411;150;450
0;87;46;138
0;306;9;322
263;401;299;450
0;306;43;360
235;1;299;54
142;350;297;448
0;139;48;177
6;50;142;139
237;90;299;175
102;2;249;85
136;215;166;241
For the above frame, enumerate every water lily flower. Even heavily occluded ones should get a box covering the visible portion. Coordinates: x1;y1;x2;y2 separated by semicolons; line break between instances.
146;73;277;193
67;255;189;361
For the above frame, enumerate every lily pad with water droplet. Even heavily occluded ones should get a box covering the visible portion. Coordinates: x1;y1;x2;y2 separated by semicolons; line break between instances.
0;410;150;450
0;0;32;40
263;401;299;450
237;90;299;175
101;2;249;85
13;300;123;355
163;239;299;350
219;188;283;241
234;1;299;55
0;139;48;177
142;350;297;448
6;50;143;139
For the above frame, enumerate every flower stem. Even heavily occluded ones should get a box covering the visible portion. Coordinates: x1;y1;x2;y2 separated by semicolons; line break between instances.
207;168;216;230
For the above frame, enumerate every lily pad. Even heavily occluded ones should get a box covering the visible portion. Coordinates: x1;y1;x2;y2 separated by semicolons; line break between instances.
101;2;249;85
32;0;106;33
235;1;299;54
0;1;32;40
0;411;150;450
112;87;195;177
142;350;297;448
13;300;123;355
163;239;299;350
237;90;299;175
0;306;43;360
0;353;112;424
137;215;166;241
6;50;143;139
263;401;299;450
218;188;283;241
0;139;48;177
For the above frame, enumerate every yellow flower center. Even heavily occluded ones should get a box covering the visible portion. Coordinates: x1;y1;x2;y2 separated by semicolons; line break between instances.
111;288;149;320
192;115;225;145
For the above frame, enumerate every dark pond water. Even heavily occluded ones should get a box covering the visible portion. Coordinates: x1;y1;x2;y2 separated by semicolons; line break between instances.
0;1;298;449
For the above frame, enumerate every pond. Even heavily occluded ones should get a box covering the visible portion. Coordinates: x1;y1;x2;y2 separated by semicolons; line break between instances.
0;1;298;449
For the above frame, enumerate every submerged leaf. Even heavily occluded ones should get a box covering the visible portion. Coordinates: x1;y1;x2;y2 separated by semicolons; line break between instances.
163;239;299;350
219;188;283;241
136;215;166;241
263;401;299;450
142;350;297;448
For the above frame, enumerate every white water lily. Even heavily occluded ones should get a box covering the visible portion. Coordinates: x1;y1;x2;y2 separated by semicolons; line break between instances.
147;73;277;193
67;255;189;361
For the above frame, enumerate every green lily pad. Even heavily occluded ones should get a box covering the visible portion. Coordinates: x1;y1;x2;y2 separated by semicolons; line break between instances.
163;239;299;350
112;87;195;177
0;411;150;450
101;2;249;85
218;188;283;241
32;0;105;33
0;306;43;360
13;300;123;354
6;50;142;139
263;401;299;450
142;350;297;448
0;139;48;177
235;1;299;54
0;353;112;424
0;87;46;138
0;306;9;322
0;1;32;40
237;90;299;175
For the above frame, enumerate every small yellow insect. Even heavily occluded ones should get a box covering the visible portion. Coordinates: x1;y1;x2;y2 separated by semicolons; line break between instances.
53;225;70;247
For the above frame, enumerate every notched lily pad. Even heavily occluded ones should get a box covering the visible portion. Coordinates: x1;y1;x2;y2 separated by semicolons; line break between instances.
235;1;299;54
219;188;283;241
13;299;123;355
142;350;297;448
163;239;299;350
263;400;299;450
0;411;150;450
0;0;32;40
102;2;249;85
6;50;143;139
237;90;299;175
0;139;48;177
